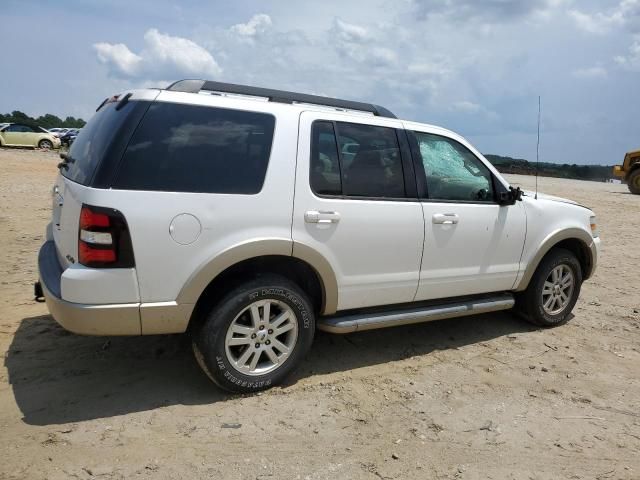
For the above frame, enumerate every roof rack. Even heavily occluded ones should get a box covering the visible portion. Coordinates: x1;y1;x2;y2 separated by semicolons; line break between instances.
165;79;397;119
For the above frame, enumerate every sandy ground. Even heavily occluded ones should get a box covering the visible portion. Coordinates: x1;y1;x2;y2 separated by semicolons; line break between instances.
0;147;638;480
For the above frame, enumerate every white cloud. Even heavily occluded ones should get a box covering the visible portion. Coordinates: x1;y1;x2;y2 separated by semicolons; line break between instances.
408;61;451;77
333;18;369;43
83;4;632;166
572;66;608;78
94;29;221;80
94;43;142;76
449;101;499;121
452;100;482;113
569;0;639;34
330;18;396;66
230;14;272;41
615;35;640;69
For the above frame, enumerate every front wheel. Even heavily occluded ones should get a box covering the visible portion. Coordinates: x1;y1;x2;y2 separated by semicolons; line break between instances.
516;248;582;327
38;139;53;150
192;275;315;393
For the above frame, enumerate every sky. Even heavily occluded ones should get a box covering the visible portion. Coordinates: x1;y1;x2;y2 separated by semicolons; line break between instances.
1;0;639;165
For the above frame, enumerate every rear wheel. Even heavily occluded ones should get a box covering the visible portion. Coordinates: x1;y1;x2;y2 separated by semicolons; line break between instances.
192;275;315;393
516;248;582;327
38;139;53;150
628;168;640;195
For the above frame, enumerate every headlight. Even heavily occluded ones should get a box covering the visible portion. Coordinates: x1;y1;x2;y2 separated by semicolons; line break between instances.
590;215;598;238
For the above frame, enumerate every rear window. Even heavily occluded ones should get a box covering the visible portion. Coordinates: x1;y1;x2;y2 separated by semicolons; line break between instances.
113;102;276;194
64;102;134;185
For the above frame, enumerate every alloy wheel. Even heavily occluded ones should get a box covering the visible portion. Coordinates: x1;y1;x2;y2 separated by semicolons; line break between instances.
541;264;575;315
224;299;299;376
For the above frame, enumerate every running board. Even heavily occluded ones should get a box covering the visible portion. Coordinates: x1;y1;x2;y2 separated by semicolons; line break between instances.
317;294;515;334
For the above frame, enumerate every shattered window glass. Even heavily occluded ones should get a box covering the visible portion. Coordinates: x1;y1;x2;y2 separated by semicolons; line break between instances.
415;132;494;202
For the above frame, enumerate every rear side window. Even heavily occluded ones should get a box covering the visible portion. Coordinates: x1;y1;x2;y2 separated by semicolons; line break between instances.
310;122;342;195
310;121;405;199
113;102;275;194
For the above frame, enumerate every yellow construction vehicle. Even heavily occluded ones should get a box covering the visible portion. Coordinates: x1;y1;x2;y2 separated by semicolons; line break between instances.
613;149;640;194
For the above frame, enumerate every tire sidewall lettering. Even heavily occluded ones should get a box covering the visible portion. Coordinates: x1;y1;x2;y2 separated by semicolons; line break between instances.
247;289;311;329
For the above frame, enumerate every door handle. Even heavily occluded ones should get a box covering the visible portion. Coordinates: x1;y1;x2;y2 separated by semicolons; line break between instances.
432;213;459;224
305;210;341;224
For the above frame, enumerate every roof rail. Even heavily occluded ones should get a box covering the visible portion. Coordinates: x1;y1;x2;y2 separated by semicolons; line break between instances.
165;79;397;119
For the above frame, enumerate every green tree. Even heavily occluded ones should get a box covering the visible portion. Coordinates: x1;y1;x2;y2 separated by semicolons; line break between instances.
0;110;86;129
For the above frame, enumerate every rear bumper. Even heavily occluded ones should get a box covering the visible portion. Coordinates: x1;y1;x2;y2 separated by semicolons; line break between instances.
38;241;141;335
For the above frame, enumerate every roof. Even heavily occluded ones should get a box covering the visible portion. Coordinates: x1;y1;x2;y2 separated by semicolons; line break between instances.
165;79;397;119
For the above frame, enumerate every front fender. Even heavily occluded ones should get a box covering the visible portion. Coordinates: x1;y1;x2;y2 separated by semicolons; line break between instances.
514;227;596;291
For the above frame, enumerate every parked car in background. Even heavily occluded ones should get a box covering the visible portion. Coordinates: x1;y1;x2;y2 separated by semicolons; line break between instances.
60;128;80;146
48;128;70;138
0;123;61;149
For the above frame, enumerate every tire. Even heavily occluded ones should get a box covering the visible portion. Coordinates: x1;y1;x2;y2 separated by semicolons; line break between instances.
192;274;315;393
516;248;582;327
38;139;53;150
628;169;640;195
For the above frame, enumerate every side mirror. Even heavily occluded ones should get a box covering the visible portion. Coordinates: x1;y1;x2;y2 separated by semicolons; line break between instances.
509;186;523;202
498;191;511;204
497;186;523;205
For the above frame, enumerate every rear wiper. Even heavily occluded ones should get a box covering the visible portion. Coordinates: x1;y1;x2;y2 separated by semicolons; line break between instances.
96;97;109;112
115;92;132;111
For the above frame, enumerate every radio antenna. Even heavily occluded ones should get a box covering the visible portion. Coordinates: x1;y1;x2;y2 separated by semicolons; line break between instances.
535;95;541;200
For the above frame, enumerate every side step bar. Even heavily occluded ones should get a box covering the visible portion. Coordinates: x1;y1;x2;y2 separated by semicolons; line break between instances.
317;294;515;334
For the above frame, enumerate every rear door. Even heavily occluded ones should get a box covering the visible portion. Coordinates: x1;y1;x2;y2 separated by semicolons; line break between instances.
292;112;424;311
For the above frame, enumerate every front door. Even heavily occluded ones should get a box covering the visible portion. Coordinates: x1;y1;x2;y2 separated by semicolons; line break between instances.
409;130;527;300
292;112;424;311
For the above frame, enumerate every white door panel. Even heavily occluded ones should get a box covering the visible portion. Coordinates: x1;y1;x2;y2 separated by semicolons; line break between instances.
292;112;424;311
417;200;526;299
297;198;424;310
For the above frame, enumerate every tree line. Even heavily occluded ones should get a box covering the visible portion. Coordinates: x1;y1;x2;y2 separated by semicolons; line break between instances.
484;154;614;182
0;110;86;129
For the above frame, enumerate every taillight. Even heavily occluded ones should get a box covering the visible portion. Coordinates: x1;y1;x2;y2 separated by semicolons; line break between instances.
78;204;135;268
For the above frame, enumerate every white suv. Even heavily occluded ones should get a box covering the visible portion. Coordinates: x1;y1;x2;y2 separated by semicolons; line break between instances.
36;80;600;392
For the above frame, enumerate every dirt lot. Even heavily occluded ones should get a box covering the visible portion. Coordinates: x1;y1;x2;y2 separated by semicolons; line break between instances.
0;147;638;480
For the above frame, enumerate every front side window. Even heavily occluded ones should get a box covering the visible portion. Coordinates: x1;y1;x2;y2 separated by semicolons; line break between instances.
114;102;276;194
310;121;405;199
414;132;494;202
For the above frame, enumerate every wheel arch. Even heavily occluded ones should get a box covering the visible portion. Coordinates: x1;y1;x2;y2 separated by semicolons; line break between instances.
515;228;595;291
177;239;339;332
